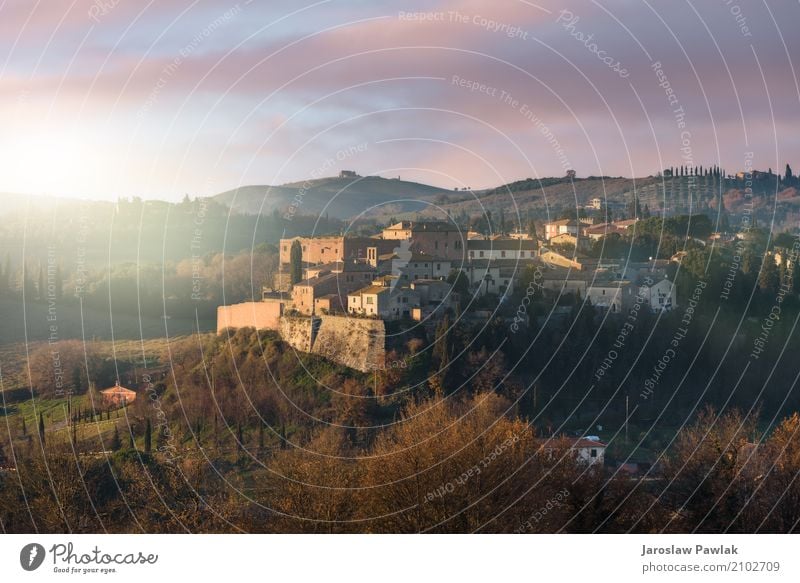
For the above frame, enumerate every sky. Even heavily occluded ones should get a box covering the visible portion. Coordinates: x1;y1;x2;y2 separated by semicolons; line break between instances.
0;0;798;201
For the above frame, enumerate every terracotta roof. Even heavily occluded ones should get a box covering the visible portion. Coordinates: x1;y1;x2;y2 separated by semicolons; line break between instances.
351;285;391;295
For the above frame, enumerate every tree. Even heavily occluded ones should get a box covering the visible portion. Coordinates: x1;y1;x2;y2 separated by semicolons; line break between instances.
290;240;303;285
38;413;45;446
72;365;83;395
786;163;793;183
446;269;470;296
758;256;780;296
144;419;152;453
527;219;538;240
110;426;122;451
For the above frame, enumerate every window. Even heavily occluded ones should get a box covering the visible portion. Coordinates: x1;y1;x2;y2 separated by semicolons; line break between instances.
520;251;525;258
455;241;461;249
480;251;485;258
469;251;474;258
435;241;439;249
501;251;506;258
437;263;441;270
366;297;374;305
590;449;597;458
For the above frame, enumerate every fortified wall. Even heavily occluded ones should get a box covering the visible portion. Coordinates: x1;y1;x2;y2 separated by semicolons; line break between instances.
220;304;386;373
216;299;283;333
312;315;385;372
279;315;316;353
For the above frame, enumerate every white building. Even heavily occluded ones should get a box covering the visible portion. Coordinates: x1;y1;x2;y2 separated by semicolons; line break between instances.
536;437;606;467
467;238;537;261
348;284;421;320
392;253;451;283
586;281;634;313
639;277;676;312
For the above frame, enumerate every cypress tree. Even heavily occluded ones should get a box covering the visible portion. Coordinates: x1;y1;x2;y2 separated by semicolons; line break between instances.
38;413;45;445
110;426;122;451
290;240;303;285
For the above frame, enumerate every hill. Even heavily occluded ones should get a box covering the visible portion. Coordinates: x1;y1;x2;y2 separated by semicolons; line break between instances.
212;175;454;219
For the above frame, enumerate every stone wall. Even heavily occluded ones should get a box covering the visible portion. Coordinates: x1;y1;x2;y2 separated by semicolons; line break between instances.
279;315;317;353
216;299;283;334
218;306;386;373
311;315;385;372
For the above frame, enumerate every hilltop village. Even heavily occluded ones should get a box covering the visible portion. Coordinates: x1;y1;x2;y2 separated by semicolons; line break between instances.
218;214;679;371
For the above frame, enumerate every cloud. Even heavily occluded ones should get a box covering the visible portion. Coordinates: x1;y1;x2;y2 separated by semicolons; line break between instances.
1;0;798;199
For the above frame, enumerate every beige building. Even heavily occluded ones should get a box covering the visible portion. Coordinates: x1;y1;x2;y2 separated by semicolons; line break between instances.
381;221;465;260
348;284;421;320
101;382;137;407
279;236;394;265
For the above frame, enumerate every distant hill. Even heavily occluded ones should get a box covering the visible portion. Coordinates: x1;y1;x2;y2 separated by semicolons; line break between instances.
212;175;454;219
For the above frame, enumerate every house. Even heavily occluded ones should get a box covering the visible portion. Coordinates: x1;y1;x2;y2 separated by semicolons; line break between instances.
339;170;358;178
544;218;580;240
548;232;589;252
101;382;137;407
288;261;377;315
348;284;420;320
639;277;676;312
467;238;537;261
392;253;452;282
582;221;632;241
535;436;606;466
382;220;465;260
291;273;340;315
586;281;634;313
279;236;394;265
410;279;453;308
314;294;345;315
572;437;606;465
457;261;507;297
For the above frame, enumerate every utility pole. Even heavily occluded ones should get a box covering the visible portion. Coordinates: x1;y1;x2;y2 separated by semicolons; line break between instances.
625;395;629;443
